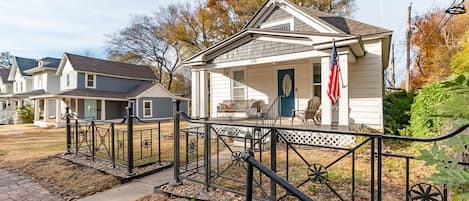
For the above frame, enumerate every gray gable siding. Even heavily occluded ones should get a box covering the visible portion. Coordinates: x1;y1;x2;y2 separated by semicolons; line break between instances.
210;40;314;64
137;97;188;119
259;7;317;32
77;73;151;92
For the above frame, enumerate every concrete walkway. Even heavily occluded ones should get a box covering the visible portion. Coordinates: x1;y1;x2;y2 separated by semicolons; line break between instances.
79;149;233;201
0;168;62;201
78;168;173;201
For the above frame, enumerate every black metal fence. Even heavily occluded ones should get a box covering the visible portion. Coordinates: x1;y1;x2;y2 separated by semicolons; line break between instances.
172;101;469;201
65;106;167;174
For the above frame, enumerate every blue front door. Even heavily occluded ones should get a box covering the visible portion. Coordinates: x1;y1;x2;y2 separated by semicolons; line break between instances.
278;69;295;117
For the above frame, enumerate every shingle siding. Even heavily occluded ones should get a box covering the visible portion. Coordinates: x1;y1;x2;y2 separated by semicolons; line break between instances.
210;40;314;64
259;7;318;32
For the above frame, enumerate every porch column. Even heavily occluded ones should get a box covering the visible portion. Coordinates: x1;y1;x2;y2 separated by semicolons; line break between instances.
199;70;209;119
75;99;78;115
338;54;350;127
101;99;106;120
43;99;49;121
55;98;61;124
191;69;200;118
321;57;332;125
34;99;40;121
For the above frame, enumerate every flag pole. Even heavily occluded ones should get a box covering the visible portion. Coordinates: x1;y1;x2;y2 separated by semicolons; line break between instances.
334;39;347;88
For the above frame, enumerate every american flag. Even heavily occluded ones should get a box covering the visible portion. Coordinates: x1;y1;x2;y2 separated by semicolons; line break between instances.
327;41;341;105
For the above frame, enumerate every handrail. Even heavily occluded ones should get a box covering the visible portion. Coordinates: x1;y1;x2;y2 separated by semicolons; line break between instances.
261;96;283;126
242;150;315;201
179;111;469;143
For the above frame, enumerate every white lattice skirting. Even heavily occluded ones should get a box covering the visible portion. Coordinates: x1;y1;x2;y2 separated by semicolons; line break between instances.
187;123;356;148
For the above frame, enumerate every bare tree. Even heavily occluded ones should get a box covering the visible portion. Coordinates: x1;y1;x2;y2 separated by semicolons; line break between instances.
0;52;12;69
107;16;180;89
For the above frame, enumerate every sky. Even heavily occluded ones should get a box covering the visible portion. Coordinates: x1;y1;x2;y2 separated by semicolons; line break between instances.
0;0;454;83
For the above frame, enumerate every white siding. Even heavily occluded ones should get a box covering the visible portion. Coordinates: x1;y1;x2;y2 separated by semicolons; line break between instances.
349;40;384;131
208;60;313;117
60;60;77;90
209;70;231;117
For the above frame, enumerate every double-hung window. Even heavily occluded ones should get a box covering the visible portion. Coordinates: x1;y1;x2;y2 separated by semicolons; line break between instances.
232;70;246;100
143;100;152;117
85;73;96;88
312;63;321;97
66;74;70;87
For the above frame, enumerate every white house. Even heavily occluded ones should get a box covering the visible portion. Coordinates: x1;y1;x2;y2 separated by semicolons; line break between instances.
184;0;391;132
0;68;13;123
0;56;40;123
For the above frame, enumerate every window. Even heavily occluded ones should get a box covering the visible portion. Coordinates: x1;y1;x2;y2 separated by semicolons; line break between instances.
20;81;23;92
312;63;321;97
232;70;246;100
38;77;42;89
85;73;96;88
66;74;70;87
260;18;294;31
143;100;152;117
269;23;290;31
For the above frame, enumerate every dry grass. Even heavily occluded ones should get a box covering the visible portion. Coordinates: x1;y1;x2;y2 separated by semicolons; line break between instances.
206;142;434;201
0;121;180;199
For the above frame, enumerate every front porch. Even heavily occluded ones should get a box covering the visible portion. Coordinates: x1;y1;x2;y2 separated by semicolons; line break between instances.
191;56;354;129
31;97;128;128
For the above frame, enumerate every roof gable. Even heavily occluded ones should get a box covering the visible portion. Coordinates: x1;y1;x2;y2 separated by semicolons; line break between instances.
246;0;341;34
245;0;390;36
57;53;157;81
8;57;37;79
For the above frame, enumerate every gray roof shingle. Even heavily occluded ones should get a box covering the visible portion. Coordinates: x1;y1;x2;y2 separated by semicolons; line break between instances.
0;69;12;83
291;2;391;36
65;53;156;81
39;57;61;68
14;57;37;76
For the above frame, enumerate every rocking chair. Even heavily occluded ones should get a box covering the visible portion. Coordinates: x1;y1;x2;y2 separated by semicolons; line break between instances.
291;96;321;126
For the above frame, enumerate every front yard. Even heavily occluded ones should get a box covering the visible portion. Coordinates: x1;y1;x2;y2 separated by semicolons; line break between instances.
0;121;178;200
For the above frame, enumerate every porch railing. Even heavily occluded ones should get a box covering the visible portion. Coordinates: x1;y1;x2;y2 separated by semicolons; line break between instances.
65;106;168;174
261;96;282;126
172;100;469;201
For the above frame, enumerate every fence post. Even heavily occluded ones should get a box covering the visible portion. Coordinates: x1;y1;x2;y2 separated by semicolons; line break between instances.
66;107;71;153
246;149;255;201
75;119;79;155
270;128;277;200
377;136;383;201
111;123;116;169
204;122;211;192
91;120;95;162
173;100;181;183
127;105;134;174
370;137;375;201
158;121;161;165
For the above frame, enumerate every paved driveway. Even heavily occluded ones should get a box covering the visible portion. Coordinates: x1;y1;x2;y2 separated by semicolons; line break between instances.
0;168;61;201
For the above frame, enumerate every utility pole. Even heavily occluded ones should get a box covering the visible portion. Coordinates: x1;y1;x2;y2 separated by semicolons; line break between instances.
405;3;412;92
391;43;396;89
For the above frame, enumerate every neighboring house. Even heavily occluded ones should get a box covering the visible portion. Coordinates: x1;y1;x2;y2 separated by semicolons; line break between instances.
0;56;38;123
0;68;13;123
30;53;188;127
23;57;62;127
184;0;392;132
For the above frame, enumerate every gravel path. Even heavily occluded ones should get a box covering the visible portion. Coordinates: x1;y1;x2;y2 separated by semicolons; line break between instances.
0;168;62;201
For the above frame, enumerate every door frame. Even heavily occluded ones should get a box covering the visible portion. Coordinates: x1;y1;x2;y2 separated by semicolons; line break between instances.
275;66;296;117
84;99;97;120
273;64;297;105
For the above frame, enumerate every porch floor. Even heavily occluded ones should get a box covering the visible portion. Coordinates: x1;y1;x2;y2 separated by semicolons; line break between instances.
209;117;320;128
